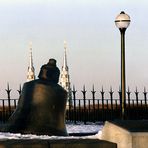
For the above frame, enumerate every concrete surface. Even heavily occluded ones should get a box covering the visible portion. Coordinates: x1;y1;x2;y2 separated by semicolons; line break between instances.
101;120;148;148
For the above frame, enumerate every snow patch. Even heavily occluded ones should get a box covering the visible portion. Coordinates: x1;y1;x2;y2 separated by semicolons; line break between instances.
0;123;103;140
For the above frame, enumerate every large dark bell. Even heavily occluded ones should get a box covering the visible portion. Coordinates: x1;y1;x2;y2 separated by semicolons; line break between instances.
2;59;68;136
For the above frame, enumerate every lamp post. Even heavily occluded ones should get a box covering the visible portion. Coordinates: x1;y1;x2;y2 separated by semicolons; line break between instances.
115;11;130;119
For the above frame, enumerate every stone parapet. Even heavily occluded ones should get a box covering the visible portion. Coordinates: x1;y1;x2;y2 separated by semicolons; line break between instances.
101;120;148;148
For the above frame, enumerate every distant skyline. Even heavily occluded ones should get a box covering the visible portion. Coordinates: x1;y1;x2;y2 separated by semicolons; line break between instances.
0;0;148;98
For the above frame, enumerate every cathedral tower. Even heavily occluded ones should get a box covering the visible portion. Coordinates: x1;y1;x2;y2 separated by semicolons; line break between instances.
60;41;72;108
27;42;35;82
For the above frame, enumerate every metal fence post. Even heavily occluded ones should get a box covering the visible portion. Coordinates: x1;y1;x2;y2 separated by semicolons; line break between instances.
127;86;131;108
143;87;147;107
72;85;77;124
81;85;87;124
91;85;96;122
109;86;114;114
100;86;104;110
100;86;105;121
5;83;12;116
135;87;139;107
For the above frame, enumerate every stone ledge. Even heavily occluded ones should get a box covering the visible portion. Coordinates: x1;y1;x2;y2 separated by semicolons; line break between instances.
101;120;148;148
0;138;117;148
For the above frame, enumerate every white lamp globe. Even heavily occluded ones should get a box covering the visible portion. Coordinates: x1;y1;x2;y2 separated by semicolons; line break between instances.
115;11;130;29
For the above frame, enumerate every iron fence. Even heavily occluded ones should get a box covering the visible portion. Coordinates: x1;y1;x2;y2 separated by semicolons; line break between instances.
0;84;147;124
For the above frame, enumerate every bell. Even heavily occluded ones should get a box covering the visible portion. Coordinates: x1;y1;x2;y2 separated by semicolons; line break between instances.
2;59;68;136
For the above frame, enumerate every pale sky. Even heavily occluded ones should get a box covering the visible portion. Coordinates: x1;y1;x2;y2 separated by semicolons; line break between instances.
0;0;148;98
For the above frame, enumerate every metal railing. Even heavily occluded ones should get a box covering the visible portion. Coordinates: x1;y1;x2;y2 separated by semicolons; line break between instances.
0;84;147;124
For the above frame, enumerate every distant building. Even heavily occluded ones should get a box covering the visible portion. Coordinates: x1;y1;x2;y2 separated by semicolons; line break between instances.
27;43;35;82
59;41;72;108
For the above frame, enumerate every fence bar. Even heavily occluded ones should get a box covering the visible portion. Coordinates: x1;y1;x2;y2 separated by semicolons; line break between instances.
5;83;12;116
143;87;147;107
127;87;131;108
82;85;87;124
91;85;96;122
135;87;139;107
72;86;77;124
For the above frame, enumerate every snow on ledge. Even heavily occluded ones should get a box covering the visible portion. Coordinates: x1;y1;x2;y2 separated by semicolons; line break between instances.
0;123;103;140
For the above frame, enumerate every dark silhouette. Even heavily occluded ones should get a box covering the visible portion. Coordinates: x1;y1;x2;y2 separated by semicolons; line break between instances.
1;59;68;136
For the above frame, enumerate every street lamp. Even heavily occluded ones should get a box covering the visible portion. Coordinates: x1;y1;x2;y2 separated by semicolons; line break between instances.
115;11;130;119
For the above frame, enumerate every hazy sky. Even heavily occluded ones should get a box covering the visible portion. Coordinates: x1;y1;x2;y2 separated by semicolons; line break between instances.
0;0;148;98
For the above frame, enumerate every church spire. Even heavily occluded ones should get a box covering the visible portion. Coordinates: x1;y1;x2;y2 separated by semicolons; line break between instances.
60;41;72;108
27;42;35;82
63;40;68;69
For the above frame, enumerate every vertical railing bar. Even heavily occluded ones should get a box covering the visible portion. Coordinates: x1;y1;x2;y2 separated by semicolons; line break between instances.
91;84;96;122
81;85;87;124
5;83;12;117
72;85;77;124
143;87;147;107
135;87;139;107
109;86;114;119
100;86;104;121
